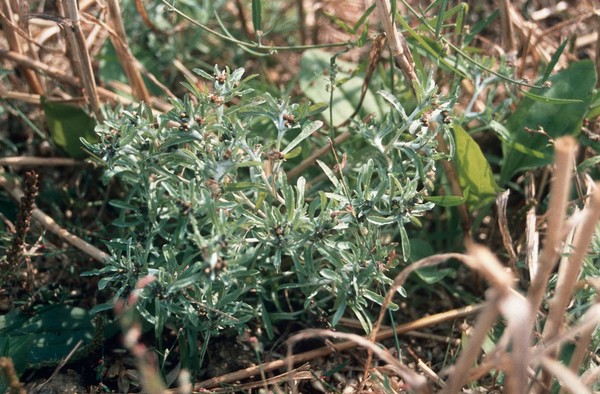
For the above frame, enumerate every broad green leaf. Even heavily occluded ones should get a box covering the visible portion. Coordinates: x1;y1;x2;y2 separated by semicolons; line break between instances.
41;96;98;158
408;239;453;283
452;124;500;210
0;306;95;371
304;102;329;117
586;89;600;118
489;120;549;159
409;238;434;262
500;60;596;184
0;333;33;380
577;156;600;172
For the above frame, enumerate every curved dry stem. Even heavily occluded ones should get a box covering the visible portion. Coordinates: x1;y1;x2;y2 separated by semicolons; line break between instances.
195;302;483;390
543;185;600;343
286;329;429;394
443;290;502;394
0;157;82;167
528;136;578;315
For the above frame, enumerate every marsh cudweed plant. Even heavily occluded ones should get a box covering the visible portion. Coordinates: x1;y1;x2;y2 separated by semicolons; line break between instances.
83;66;455;368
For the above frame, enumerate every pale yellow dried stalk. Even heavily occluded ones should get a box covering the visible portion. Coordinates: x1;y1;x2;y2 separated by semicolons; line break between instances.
375;0;420;100
62;0;103;120
106;0;151;103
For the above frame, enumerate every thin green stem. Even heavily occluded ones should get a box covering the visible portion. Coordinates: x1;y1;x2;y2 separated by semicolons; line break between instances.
399;0;543;88
161;0;356;53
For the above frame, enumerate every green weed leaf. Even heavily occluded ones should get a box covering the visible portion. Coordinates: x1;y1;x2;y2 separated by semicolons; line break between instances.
500;60;596;184
0;306;95;371
452;124;500;210
41;96;97;158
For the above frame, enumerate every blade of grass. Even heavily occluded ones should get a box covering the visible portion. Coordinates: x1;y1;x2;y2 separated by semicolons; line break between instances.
395;14;468;79
352;3;376;33
252;0;262;33
434;0;448;39
399;0;542;88
542;38;569;82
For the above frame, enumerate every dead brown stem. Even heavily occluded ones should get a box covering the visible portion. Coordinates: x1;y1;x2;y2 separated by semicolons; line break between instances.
286;131;351;180
542;185;600;356
528;136;577;316
106;0;151;103
62;0;103;120
0;157;81;167
375;0;419;99
561;280;600;393
499;0;516;60
287;330;429;394
497;189;518;273
0;49;169;111
0;0;43;94
525;172;540;278
444;291;502;394
365;252;475;387
196;302;484;389
296;0;306;45
0;357;26;394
